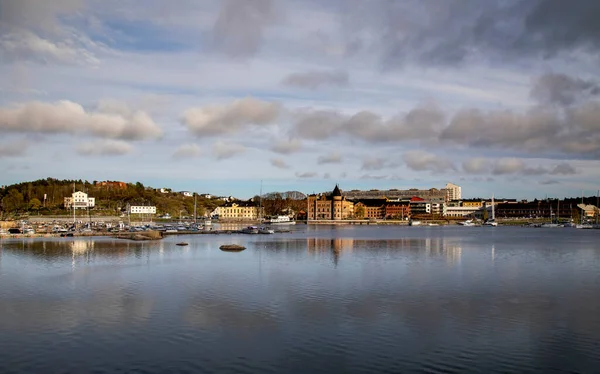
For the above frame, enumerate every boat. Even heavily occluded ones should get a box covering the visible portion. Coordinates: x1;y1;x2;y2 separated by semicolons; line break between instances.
427;223;439;226
265;215;296;225
483;195;498;226
176;242;189;246
258;226;275;234
240;226;259;234
458;219;477;226
575;223;593;229
408;219;421;226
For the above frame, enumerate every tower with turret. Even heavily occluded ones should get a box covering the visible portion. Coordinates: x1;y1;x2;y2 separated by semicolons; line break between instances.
332;184;342;220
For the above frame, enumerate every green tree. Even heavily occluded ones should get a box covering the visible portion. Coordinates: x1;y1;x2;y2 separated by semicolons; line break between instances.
2;189;24;213
354;205;366;219
29;198;42;211
482;205;489;221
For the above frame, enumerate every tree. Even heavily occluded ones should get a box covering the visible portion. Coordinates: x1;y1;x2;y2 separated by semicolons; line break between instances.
1;189;24;213
29;198;42;212
482;204;489;221
354;205;366;219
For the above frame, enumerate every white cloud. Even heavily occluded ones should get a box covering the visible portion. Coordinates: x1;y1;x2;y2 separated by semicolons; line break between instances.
271;138;302;154
213;140;246;160
181;97;281;137
403;150;455;172
295;172;317;178
0;100;162;140
317;152;343;164
462;157;490;174
172;143;202;159
270;158;289;169
76;140;133;156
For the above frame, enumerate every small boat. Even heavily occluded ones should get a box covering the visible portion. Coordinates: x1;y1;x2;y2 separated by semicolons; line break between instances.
408;220;421;226
258;227;275;234
458;219;477;227
240;226;259;234
220;244;246;251
176;242;188;246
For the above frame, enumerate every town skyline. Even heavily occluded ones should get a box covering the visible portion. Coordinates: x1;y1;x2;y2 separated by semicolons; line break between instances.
1;1;599;199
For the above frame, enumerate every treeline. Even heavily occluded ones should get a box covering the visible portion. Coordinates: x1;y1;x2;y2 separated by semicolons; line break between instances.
0;178;225;218
0;178;308;219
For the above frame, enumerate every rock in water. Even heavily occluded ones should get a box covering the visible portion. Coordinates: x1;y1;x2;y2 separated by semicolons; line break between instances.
219;244;246;251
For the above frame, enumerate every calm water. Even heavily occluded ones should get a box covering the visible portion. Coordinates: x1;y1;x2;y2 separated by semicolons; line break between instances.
1;226;599;373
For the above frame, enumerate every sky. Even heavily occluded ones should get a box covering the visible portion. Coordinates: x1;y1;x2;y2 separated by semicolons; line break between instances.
1;0;599;200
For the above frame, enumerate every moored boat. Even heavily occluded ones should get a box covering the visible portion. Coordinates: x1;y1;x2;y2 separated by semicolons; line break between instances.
265;215;296;225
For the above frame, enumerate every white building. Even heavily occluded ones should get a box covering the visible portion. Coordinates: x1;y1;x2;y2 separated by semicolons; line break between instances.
64;191;95;209
445;182;462;201
180;191;193;197
130;206;157;214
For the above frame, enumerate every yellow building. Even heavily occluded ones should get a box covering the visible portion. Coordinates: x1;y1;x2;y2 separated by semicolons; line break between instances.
462;199;483;208
217;201;261;220
307;185;354;220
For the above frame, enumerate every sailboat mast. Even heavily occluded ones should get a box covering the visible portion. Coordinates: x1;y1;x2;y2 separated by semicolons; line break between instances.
194;192;197;225
491;194;495;220
259;180;263;222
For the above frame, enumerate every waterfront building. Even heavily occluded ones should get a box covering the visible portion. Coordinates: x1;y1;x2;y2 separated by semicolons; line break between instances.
384;202;411;220
353;199;387;219
307;185;354;220
64;191;95;209
130;206;157;214
445;182;462;200
216;200;261;220
343;187;448;202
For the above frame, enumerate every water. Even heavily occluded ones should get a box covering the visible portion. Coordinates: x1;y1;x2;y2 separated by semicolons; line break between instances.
1;225;599;373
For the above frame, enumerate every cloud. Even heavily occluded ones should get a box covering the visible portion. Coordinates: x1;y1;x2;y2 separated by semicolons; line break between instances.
531;73;599;106
172;143;202;159
550;162;576;175
403;150;454;172
76;140;133;156
343;0;600;69
323;172;331;179
291;102;445;143
360;174;388;180
270;158;289;169
181;97;280;137
317;152;343;164
462;157;489;174
492;158;525;175
282;70;349;90
540;180;560;185
361;157;387;171
213;140;246;160
271;138;302;154
212;0;275;57
295;172;317;178
0;140;29;158
0;100;162;140
0;0;83;30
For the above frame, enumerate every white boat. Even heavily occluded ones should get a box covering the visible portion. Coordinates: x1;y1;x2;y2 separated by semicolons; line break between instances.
575;224;593;229
409;220;421;226
458;219;477;226
240;226;259;234
265;215;296;225
258;226;275;234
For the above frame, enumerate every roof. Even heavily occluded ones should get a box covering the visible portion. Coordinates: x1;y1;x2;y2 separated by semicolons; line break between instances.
332;184;342;197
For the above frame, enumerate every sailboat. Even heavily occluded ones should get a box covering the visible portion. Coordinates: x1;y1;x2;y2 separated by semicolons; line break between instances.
540;200;561;228
483;195;498;226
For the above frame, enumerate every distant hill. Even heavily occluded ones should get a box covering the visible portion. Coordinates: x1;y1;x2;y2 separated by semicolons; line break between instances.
263;191;306;200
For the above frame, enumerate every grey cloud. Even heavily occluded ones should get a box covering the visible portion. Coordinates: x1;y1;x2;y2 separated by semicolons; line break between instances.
212;0;275;57
323;173;331;179
360;174;388;180
317;152;343;165
531;73;599;106
0;139;28;157
361;157;386;171
271;138;302;154
213;140;246;160
462;157;489;174
182;98;280;137
540;180;560;185
340;0;600;68
492;158;525;175
292;109;344;140
282;70;349;90
550;162;576;175
403;150;455;172
76;140;133;156
270;158;289;169
295;172;317;178
172;143;202;159
0;100;162;140
0;0;82;29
